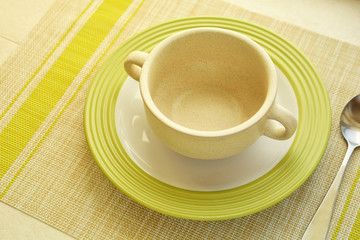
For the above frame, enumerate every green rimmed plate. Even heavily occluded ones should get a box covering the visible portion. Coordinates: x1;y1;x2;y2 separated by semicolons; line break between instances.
84;16;331;220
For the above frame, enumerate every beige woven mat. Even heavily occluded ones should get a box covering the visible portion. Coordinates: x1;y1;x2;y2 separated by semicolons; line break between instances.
1;0;360;239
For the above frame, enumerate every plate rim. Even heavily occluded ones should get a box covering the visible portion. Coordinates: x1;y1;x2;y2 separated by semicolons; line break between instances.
84;16;332;220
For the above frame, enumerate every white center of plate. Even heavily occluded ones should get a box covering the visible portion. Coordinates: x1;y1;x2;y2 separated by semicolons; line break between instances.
114;67;298;191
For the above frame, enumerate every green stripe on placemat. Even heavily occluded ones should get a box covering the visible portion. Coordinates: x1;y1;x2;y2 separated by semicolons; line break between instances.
0;0;137;195
0;0;96;125
332;167;360;239
349;210;360;239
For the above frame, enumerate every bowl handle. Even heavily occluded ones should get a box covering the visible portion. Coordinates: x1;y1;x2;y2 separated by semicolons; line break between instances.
264;103;297;140
124;51;149;81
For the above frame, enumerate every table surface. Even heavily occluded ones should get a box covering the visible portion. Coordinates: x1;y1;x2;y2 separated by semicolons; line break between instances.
0;0;359;239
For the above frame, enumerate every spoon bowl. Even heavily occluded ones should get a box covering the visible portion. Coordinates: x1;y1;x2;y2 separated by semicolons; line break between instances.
341;95;360;145
303;95;360;239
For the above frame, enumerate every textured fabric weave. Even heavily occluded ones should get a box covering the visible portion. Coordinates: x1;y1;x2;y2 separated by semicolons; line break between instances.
0;0;360;239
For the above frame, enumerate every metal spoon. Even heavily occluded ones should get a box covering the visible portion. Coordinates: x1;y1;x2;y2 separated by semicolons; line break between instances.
302;95;360;239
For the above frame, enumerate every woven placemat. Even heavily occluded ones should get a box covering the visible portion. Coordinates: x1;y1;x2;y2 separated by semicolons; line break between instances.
1;0;360;239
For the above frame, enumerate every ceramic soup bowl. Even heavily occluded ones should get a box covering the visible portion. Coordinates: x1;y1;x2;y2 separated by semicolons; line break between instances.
124;27;297;159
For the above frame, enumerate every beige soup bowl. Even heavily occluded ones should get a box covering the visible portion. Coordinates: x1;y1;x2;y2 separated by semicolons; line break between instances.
124;27;297;159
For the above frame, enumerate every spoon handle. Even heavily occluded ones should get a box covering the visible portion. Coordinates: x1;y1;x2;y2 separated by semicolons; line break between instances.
302;143;357;240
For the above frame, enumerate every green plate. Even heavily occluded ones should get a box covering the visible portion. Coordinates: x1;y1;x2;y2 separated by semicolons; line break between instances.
84;17;331;220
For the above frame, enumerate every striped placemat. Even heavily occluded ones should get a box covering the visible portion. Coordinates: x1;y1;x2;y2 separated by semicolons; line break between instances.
1;0;359;239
